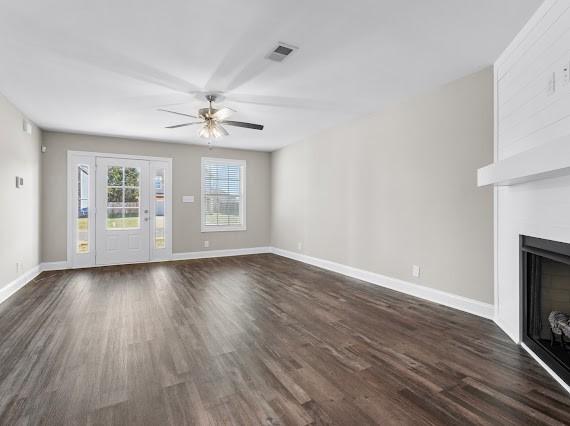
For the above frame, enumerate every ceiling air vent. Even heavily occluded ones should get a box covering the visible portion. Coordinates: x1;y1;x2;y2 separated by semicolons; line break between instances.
267;43;298;62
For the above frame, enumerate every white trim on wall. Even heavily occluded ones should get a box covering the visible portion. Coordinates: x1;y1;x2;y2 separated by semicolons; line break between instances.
67;151;172;162
4;249;494;322
172;247;270;260
0;265;41;306
42;261;70;271
271;248;495;319
493;63;500;325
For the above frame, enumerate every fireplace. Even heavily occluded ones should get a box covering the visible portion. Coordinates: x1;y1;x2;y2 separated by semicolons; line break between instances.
521;235;570;384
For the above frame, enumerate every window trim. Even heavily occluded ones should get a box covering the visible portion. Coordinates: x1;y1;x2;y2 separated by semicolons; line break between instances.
201;157;247;233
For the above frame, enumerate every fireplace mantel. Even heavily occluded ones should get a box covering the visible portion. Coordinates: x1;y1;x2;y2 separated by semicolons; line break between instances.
478;135;570;187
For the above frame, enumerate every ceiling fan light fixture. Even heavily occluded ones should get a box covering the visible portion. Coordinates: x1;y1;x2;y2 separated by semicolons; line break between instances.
199;126;210;139
162;95;264;143
198;123;225;139
211;126;222;139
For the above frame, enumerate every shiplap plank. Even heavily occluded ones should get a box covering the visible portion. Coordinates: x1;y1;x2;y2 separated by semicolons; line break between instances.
496;0;570;160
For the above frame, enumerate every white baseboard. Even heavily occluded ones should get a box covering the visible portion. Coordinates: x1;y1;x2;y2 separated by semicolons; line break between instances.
493;316;519;343
41;261;69;271
522;342;570;395
172;246;272;261
0;265;41;306
38;248;272;271
0;248;271;306
2;248;494;323
271;247;495;320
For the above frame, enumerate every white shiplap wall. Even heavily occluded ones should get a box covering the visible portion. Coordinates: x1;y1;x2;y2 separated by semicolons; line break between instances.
497;1;570;159
495;0;570;342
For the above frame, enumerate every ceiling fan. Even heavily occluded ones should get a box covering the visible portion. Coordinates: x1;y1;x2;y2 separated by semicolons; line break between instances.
159;94;264;140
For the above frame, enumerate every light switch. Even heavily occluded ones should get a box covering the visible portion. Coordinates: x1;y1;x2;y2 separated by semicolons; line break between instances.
182;195;194;203
22;119;32;135
15;176;23;188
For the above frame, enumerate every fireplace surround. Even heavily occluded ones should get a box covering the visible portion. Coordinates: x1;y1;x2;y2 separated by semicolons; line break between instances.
521;235;570;385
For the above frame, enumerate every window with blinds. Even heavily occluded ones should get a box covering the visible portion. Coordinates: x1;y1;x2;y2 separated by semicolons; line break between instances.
201;158;246;232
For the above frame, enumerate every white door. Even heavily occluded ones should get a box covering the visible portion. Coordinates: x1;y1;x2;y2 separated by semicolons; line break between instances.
96;157;150;265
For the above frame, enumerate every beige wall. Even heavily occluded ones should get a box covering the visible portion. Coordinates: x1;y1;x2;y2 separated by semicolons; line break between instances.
41;132;271;262
0;94;41;290
271;68;494;303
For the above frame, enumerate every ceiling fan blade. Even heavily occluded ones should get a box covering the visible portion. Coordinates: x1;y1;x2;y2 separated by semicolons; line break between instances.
158;109;198;119
165;122;202;129
8;21;203;95
212;107;235;121
222;120;264;131
226;93;343;111
214;123;229;136
203;3;296;93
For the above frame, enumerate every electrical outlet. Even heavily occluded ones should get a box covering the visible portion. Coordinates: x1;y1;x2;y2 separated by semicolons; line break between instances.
412;265;420;278
16;262;23;273
297;242;303;251
203;240;210;248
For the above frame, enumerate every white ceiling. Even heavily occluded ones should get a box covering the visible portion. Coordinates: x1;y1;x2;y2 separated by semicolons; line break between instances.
0;0;541;151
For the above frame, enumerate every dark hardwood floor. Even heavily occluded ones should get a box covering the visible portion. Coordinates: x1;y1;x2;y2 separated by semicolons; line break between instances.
0;254;569;425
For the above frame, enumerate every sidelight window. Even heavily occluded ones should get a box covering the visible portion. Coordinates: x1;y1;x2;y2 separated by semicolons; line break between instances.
76;164;89;253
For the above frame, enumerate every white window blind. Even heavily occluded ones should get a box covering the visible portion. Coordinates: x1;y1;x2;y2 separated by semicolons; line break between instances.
201;158;246;232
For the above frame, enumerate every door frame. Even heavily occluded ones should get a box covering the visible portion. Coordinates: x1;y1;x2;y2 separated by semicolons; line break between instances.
67;150;173;268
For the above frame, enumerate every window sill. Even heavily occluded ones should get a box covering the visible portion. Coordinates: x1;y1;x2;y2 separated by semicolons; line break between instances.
201;226;247;233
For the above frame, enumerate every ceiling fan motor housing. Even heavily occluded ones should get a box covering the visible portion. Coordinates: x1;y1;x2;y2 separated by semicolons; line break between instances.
161;92;264;140
199;107;218;119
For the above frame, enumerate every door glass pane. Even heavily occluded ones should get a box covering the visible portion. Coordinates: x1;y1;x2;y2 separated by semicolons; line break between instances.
106;165;140;230
125;167;139;186
76;164;89;253
107;166;123;186
107;208;124;229
125;208;140;228
154;168;165;249
107;188;123;207
125;188;139;206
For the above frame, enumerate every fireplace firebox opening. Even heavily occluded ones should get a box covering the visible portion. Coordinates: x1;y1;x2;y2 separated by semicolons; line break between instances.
521;235;570;385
